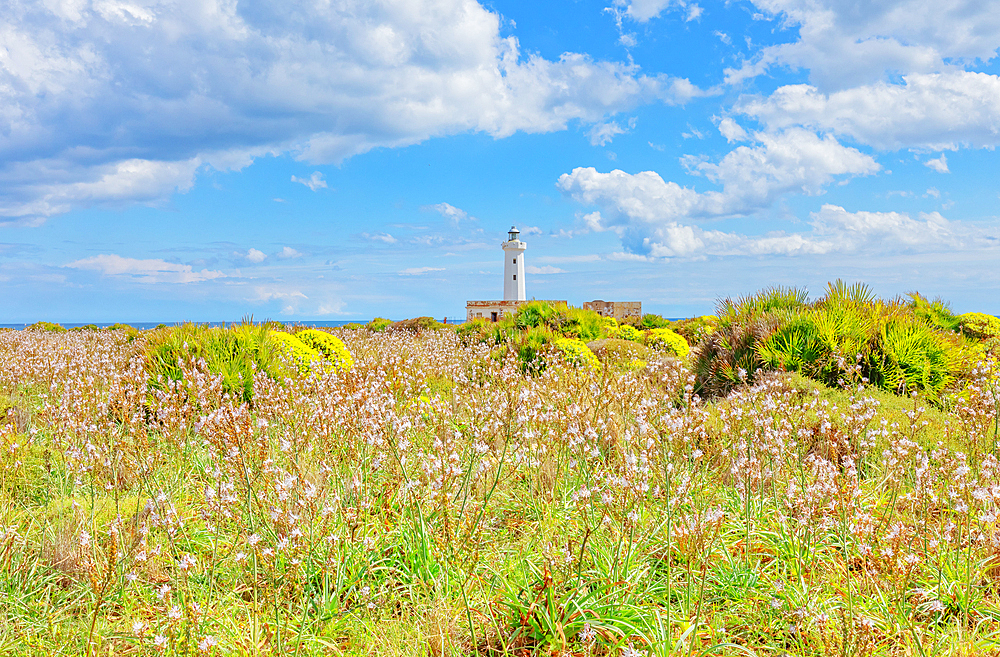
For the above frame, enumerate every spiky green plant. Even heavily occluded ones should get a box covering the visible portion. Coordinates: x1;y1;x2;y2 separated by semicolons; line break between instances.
909;292;962;332
873;318;956;397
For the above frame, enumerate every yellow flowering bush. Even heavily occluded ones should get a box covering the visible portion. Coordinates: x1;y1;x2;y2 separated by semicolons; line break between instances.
646;328;690;358
268;330;321;374
607;323;641;342
553;338;599;369
960;312;1000;340
295;329;354;371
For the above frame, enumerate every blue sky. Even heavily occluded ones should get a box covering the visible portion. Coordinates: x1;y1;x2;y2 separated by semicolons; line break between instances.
2;0;999;322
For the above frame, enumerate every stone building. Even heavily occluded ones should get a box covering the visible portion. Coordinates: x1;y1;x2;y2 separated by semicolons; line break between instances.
582;300;642;321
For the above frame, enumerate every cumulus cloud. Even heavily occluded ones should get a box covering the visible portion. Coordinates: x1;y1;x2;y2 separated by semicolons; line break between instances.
246;248;267;263
0;0;709;222
291;172;327;191
557;129;878;231
738;72;1000;151
728;0;1000;90
524;265;566;274
278;246;303;258
65;254;225;283
592;204;997;259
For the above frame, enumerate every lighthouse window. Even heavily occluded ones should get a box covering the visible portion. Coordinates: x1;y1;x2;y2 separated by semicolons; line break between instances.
513;258;516;264
513;274;517;280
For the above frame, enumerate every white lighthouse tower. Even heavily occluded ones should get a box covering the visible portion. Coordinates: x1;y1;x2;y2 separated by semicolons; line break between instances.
466;225;563;322
502;226;526;301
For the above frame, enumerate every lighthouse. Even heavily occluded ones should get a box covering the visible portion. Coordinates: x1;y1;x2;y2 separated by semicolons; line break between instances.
465;225;565;322
502;226;526;301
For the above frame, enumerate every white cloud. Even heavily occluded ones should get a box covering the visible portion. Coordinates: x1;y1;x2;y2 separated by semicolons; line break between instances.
0;158;200;223
291;172;328;191
425;202;474;225
1;0;711;222
717;117;748;143
738;72;1000;151
588;121;627;146
924;154;950;173
65;254;225;283
246;248;267;263
535;254;602;263
729;0;1000;90
278;246;303;258
524;265;566;274
362;232;398;244
558;129;878;230
399;267;445;275
590;204;998;259
255;288;309;302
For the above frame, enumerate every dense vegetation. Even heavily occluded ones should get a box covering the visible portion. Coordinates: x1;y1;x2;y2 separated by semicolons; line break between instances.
0;285;999;656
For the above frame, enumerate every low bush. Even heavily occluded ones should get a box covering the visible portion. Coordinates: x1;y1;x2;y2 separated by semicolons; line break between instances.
586;338;650;366
294;328;353;371
390;316;446;332
552;337;599;369
146;323;288;403
25;321;66;332
645;327;690;358
959;312;1000;340
638;313;670;329
268;330;322;374
367;317;392;332
607;323;641;342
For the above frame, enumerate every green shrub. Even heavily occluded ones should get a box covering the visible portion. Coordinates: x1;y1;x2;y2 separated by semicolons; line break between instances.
645;328;690;358
515;326;557;374
873;318;955;397
390;317;445;332
367;317;392;332
607;324;641;342
294;329;353;371
70;324;99;332
756;315;825;375
146;323;287;403
959;312;1000;340
514;301;563;330
342;323;364;330
455;318;491;344
552;338;599;369
638;313;670;329
558;307;606;342
25;321;66;332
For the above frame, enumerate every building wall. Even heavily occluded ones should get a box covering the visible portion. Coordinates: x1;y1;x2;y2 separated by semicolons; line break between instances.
583;300;642;321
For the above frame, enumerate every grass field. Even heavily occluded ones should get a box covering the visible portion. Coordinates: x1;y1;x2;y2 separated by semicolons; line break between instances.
1;319;1000;656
